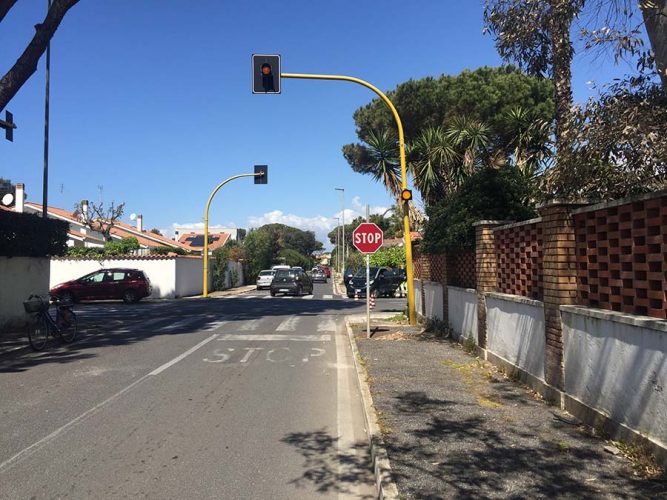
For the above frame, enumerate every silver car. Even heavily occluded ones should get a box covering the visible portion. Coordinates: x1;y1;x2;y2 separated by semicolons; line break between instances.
256;270;276;290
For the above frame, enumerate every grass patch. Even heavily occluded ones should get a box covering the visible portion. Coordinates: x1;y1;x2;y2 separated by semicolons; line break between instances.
558;441;571;452
478;396;503;409
384;313;408;323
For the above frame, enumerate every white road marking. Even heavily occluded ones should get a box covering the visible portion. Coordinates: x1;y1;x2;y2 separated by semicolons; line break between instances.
276;316;300;331
0;333;218;473
217;334;330;341
159;317;202;332
238;319;262;331
202;320;227;331
149;334;219;375
323;294;333;300
240;347;263;363
302;295;313;300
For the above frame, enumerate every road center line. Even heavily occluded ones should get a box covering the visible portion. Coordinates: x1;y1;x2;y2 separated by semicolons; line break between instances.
0;333;218;474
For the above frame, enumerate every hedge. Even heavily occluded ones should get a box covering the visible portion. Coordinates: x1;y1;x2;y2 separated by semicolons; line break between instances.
0;210;69;257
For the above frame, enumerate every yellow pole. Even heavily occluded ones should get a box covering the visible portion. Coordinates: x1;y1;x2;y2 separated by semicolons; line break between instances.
203;172;262;297
282;72;417;325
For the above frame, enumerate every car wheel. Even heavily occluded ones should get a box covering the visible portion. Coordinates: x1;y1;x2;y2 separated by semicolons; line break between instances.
123;290;137;304
371;289;379;299
270;291;276;297
60;291;75;304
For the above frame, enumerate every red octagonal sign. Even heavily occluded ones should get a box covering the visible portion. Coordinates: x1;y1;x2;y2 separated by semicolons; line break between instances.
352;222;384;254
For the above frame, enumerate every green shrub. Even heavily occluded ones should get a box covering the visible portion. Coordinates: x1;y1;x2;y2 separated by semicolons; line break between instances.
151;245;187;255
0;210;68;257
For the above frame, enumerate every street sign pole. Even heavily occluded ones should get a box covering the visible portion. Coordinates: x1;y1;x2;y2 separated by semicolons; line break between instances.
281;71;417;325
366;205;370;338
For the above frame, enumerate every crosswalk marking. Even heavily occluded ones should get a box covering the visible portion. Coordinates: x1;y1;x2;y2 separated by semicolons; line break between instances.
159;317;202;332
323;294;333;300
276;316;300;331
217;334;331;341
302;295;313;300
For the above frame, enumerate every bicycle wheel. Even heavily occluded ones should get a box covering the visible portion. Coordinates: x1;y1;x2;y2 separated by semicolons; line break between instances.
29;315;49;351
58;309;78;343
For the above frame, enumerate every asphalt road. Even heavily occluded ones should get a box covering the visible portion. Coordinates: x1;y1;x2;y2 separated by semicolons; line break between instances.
0;282;406;499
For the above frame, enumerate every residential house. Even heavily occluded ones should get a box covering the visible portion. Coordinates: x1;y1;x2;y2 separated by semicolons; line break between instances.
178;231;230;255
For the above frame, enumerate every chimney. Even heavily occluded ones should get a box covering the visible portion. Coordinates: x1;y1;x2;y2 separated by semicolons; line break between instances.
15;183;24;213
81;199;89;220
136;214;143;232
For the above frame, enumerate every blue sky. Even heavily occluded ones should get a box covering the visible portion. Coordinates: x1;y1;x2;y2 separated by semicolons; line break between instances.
0;1;642;248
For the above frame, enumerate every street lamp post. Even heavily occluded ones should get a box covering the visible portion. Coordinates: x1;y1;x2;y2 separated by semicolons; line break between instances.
335;187;345;275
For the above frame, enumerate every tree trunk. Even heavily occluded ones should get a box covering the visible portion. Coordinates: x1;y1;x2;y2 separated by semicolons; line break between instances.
550;0;576;196
641;0;667;87
0;1;19;24
0;0;79;112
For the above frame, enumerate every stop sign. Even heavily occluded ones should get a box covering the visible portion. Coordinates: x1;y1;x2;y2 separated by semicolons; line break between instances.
352;223;384;254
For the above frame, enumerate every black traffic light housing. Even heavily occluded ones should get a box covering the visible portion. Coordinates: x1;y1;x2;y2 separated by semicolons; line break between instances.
252;54;281;94
254;165;268;184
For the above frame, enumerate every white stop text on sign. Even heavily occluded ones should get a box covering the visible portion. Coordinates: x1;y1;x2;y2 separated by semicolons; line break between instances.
354;232;382;245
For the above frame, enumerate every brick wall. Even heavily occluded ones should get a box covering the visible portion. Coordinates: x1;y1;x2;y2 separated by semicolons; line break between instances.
495;220;544;300
447;251;476;289
574;193;667;320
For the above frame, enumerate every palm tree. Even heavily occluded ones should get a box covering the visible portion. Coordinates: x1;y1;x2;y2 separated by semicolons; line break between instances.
361;129;403;197
501;107;554;179
408;126;459;205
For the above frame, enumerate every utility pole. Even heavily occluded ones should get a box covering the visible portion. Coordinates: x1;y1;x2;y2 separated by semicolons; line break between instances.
42;0;52;218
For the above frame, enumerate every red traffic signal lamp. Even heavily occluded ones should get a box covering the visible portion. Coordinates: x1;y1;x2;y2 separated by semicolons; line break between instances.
252;54;281;94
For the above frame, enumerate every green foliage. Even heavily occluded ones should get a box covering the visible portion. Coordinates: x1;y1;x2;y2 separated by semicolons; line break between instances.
348;66;553;146
0;210;68;257
65;237;141;258
544;82;667;201
345;250;365;271
150;245;188;255
277;248;312;269
370;246;406;268
422;166;537;254
242;230;272;282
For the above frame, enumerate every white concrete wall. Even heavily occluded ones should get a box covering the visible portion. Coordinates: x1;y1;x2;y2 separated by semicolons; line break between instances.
414;280;422;317
50;258;178;299
562;306;667;448
486;292;546;382
175;257;206;298
423;281;444;320
218;260;245;290
0;257;50;329
448;286;478;342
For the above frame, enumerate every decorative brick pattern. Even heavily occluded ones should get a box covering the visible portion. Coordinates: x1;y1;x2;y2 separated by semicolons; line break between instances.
575;196;667;320
495;221;543;300
447;251;476;289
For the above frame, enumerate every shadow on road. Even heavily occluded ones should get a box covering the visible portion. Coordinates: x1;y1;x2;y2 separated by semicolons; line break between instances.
281;428;374;498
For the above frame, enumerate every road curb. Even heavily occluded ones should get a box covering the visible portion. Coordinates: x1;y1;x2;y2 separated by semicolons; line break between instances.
345;317;400;500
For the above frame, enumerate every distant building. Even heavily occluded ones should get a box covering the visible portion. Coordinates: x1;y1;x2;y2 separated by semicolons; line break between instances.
177;231;230;254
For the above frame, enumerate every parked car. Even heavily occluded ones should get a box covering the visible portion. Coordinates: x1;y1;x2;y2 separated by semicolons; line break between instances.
311;268;327;283
256;269;276;290
346;266;400;298
270;269;313;296
343;267;358;288
50;268;152;304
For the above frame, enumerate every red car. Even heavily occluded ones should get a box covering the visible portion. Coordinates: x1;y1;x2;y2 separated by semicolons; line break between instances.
50;268;152;304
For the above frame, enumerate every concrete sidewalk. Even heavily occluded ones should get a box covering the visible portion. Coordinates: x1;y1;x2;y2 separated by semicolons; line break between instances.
349;323;666;499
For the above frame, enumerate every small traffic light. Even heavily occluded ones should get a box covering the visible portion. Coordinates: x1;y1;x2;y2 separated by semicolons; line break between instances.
401;189;413;201
0;111;16;142
254;165;268;184
252;54;281;94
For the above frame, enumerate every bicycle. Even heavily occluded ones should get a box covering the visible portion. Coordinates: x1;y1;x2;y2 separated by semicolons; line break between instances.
23;294;78;351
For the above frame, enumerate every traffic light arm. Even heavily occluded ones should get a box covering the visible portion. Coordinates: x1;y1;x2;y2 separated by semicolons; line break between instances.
202;172;265;297
282;72;417;325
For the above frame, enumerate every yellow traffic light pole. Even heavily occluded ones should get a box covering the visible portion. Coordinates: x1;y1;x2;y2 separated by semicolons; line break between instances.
281;72;417;325
202;171;263;297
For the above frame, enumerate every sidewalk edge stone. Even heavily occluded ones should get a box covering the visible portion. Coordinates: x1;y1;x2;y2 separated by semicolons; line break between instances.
345;318;400;500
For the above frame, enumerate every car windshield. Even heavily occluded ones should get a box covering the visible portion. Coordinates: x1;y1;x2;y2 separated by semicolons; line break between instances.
354;267;378;277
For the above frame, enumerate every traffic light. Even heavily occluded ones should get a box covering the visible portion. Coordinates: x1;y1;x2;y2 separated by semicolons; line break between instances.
401;189;413;201
252;54;281;94
254;165;268;184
